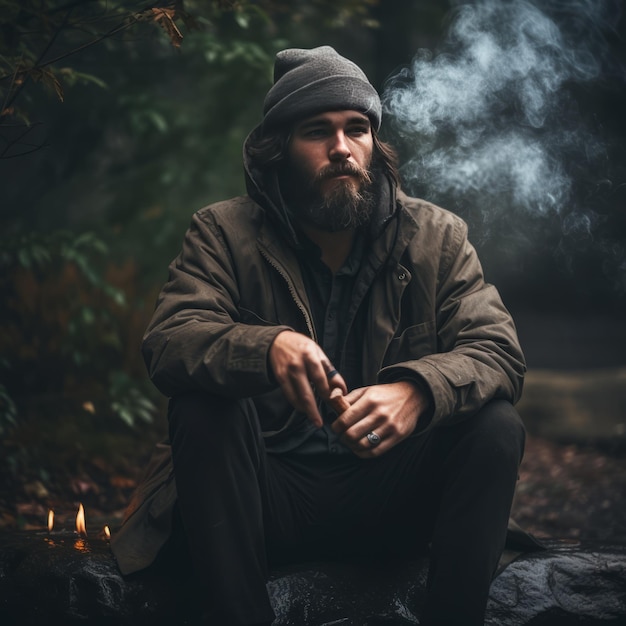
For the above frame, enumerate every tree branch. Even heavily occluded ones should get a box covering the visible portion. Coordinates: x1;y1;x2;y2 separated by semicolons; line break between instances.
0;122;46;159
1;6;74;116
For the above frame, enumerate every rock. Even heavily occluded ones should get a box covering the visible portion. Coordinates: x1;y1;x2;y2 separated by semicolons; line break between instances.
486;542;626;625
268;558;428;625
0;532;625;625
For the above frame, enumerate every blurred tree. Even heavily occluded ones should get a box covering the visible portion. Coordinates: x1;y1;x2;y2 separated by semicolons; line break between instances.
0;0;383;503
0;0;379;157
0;0;382;267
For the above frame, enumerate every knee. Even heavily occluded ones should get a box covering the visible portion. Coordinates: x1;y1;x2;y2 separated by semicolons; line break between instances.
168;391;259;445
470;399;526;467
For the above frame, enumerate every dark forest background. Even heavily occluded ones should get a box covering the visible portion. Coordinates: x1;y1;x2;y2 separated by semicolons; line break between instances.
1;0;625;538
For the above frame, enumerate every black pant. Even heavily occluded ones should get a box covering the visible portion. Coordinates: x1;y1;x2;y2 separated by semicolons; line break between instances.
168;393;525;625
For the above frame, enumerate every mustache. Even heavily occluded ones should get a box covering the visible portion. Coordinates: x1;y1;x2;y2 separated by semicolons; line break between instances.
315;162;372;185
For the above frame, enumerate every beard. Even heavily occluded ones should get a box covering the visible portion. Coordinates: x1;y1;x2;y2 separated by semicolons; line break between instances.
280;159;377;232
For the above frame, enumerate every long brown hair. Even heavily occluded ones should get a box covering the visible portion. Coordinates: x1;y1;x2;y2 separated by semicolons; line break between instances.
247;124;400;186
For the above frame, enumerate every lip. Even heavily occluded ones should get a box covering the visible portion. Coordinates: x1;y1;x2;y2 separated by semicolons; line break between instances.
328;173;354;180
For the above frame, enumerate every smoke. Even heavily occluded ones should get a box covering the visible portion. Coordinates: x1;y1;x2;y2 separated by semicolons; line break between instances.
382;0;625;295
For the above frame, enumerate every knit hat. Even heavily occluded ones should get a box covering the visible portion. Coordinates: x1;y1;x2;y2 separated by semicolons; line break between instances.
262;46;382;132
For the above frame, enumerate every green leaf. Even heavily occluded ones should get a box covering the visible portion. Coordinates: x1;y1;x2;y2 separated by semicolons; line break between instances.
17;248;31;268
30;244;51;267
58;68;108;90
81;306;95;325
145;110;168;133
234;11;250;29
0;384;18;433
74;232;106;250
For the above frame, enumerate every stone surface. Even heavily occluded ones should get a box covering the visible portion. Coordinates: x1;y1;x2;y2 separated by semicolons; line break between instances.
486;542;626;626
0;532;625;625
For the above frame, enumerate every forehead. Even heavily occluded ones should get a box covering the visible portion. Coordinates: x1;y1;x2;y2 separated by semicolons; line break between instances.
293;110;370;129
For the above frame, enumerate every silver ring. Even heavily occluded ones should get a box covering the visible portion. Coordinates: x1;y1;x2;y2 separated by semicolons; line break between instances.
366;431;381;447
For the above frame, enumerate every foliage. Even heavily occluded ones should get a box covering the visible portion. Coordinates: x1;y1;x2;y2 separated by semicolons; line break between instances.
1;229;125;300
0;0;379;157
1;0;148;156
0;229;157;428
0;359;17;438
108;370;157;427
0;0;383;500
0;228;162;512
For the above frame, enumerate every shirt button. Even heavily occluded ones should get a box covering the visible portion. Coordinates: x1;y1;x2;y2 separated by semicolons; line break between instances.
327;312;335;320
397;272;406;280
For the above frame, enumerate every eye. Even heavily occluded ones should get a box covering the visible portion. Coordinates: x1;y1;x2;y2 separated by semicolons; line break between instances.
302;127;328;138
348;125;370;137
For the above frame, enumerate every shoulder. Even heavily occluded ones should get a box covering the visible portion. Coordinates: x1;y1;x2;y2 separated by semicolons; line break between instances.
195;195;263;228
176;196;267;258
184;196;268;245
396;190;468;254
397;190;467;233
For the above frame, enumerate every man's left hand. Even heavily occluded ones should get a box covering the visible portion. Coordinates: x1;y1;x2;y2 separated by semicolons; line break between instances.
330;381;429;458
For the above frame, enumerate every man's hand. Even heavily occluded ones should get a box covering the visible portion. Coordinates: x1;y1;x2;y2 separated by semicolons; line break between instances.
269;330;347;428
330;381;429;458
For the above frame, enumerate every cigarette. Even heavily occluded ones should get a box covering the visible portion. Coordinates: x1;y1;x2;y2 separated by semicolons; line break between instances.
328;386;350;414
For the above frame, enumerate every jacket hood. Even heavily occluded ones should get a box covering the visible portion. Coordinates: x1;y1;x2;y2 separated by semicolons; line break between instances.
243;124;301;247
242;124;399;250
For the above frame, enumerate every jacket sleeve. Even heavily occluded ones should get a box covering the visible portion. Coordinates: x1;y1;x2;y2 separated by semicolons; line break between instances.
379;217;526;426
141;209;291;398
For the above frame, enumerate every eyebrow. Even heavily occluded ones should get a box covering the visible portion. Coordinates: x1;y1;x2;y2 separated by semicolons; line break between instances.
297;114;371;131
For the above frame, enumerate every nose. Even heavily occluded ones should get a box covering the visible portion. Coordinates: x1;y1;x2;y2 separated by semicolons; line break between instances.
328;131;350;161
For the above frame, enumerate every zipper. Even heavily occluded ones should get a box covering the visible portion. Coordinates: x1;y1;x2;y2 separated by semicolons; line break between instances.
259;245;317;342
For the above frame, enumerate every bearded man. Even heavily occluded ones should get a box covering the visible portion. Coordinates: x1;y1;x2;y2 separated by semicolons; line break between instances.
112;46;527;626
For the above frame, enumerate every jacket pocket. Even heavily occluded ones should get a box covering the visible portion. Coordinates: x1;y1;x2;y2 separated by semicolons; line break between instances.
382;319;437;366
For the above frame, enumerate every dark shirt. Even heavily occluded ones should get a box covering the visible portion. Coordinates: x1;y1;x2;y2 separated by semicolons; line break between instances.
279;232;370;455
273;228;434;456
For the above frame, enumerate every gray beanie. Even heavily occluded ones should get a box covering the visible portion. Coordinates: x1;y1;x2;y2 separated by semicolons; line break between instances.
262;46;382;132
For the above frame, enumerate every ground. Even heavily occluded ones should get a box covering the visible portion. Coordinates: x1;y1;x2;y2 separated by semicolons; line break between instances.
512;434;626;544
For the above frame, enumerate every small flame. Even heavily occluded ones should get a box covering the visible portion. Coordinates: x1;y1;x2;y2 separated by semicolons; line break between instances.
47;509;54;532
103;525;111;540
75;503;87;536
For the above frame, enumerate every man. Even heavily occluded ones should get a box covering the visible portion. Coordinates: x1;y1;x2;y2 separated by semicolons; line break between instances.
112;46;527;625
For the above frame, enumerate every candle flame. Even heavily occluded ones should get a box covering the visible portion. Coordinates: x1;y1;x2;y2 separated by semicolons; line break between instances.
75;503;87;536
104;525;111;540
47;509;54;532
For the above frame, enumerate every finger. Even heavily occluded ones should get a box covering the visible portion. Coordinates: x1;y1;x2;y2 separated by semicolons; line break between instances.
341;416;385;448
310;359;347;399
326;367;348;395
351;428;394;459
326;367;340;381
330;389;370;435
277;368;323;428
344;386;367;404
291;375;324;428
352;441;390;459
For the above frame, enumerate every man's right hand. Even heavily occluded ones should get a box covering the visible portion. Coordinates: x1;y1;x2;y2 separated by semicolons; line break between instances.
269;330;347;428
